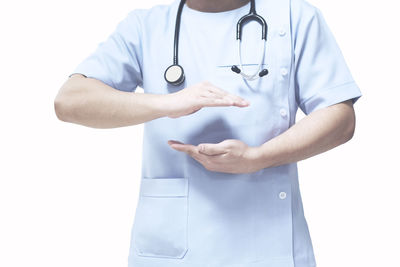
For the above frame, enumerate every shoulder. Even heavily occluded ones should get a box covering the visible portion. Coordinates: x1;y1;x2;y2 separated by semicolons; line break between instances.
111;2;176;41
125;2;177;29
289;0;321;26
288;0;328;45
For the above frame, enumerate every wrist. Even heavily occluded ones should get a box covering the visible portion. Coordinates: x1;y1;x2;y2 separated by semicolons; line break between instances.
244;145;267;172
247;144;274;171
153;93;175;118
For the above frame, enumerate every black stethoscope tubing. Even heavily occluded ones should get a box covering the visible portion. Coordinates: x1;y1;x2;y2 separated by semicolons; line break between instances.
164;0;268;86
173;0;186;66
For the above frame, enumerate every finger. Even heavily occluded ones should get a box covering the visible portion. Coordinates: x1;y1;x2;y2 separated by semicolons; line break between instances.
219;93;249;106
200;97;251;108
167;140;199;155
207;85;250;106
225;93;250;106
201;89;249;107
198;143;228;156
168;140;207;164
231;97;250;107
199;97;234;107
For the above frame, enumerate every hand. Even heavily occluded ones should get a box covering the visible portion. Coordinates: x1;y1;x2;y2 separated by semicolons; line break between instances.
165;81;250;119
167;139;261;174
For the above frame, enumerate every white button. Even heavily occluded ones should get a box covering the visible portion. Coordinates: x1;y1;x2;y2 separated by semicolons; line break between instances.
280;108;287;117
280;68;288;76
279;192;287;200
279;29;286;36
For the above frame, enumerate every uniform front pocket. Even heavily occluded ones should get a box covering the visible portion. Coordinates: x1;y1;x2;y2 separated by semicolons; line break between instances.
133;177;189;259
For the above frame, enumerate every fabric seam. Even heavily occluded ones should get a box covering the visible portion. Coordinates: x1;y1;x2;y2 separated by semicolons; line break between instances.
299;80;356;108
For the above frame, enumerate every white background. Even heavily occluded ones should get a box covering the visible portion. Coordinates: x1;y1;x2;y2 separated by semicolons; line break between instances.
0;0;399;266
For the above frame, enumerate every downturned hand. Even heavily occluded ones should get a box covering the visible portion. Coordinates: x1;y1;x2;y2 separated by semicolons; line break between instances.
165;81;250;118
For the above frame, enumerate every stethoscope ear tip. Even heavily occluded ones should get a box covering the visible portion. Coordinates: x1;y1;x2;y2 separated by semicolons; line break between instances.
231;65;269;79
259;69;268;77
231;65;241;74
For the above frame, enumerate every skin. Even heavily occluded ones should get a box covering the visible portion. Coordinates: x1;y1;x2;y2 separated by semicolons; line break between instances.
55;76;249;128
54;0;357;174
168;99;355;173
186;0;251;12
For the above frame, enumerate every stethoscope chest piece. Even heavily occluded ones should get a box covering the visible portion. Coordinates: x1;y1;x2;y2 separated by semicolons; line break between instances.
165;64;185;85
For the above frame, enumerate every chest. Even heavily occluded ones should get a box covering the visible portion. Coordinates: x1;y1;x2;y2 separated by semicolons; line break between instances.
140;0;294;146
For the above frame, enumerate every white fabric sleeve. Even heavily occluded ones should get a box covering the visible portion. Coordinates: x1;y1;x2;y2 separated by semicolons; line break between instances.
69;10;143;92
293;2;362;115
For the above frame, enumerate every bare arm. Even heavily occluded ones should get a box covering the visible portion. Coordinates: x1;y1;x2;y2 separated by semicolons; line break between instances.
54;75;249;129
252;99;356;170
167;100;356;174
54;74;166;128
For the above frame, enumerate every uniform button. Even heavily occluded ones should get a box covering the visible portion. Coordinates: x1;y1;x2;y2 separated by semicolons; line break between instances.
280;108;287;117
279;192;287;200
279;28;286;36
280;68;288;76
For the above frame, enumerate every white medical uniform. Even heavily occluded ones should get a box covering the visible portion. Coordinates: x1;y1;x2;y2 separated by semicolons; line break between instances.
70;0;362;266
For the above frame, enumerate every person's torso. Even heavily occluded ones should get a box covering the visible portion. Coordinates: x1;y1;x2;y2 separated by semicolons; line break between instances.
127;1;315;266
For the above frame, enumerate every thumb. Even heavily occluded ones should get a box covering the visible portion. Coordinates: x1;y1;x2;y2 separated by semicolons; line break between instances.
198;143;227;156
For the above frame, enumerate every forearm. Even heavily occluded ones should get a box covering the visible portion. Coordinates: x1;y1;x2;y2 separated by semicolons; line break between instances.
54;76;171;128
253;100;356;169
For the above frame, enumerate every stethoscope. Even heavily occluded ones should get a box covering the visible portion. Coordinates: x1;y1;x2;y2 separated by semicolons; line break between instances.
164;0;269;86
